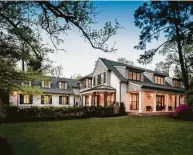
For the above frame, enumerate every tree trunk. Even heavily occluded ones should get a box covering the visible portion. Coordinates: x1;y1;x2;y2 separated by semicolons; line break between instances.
174;3;189;91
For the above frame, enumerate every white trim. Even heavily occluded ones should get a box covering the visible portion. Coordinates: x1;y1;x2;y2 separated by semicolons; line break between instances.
153;92;157;112
114;66;126;69
138;91;142;112
80;89;115;95
129;82;142;87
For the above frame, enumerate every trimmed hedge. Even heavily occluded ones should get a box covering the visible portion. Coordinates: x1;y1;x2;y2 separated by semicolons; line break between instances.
2;106;125;123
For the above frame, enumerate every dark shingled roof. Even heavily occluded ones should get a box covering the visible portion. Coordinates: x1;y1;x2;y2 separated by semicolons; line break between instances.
79;73;93;81
99;58;184;92
130;76;184;93
32;77;79;94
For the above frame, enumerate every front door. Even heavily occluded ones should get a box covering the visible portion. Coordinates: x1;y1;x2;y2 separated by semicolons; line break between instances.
95;95;100;107
156;95;165;111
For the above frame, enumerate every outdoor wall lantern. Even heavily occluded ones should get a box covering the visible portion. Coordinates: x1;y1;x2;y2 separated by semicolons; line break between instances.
146;93;152;99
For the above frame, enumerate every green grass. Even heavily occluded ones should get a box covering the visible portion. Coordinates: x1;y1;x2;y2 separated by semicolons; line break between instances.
1;116;193;155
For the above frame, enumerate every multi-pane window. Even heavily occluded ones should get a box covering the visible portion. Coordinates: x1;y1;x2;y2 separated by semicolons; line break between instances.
24;95;30;104
173;80;181;88
41;95;52;104
154;76;164;85
20;94;32;104
88;79;92;88
93;72;106;86
130;93;139;110
128;71;141;81
60;82;67;89
44;81;50;88
59;96;69;105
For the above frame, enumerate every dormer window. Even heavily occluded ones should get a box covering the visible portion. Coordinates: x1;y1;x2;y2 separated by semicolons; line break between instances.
59;82;67;89
128;71;141;81
154;76;164;85
22;81;31;86
173;80;181;88
42;80;51;88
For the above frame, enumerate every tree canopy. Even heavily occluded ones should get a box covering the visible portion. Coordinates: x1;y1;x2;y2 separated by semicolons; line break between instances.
117;57;133;65
0;1;120;104
134;1;193;90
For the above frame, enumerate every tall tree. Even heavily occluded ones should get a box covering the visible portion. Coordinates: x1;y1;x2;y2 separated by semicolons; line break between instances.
0;1;120;104
134;1;193;90
50;65;64;78
117;57;133;65
155;61;170;76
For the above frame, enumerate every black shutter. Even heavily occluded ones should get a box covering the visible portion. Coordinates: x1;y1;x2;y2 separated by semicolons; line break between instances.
20;94;24;104
41;95;44;104
59;96;62;105
104;72;106;83
93;77;95;86
30;95;33;104
67;96;69;105
49;96;52;104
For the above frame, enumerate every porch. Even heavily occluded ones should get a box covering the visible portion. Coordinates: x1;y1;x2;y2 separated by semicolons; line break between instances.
80;86;116;107
127;91;184;113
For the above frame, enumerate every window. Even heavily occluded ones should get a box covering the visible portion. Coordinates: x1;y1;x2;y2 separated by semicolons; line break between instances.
101;74;104;84
43;81;50;88
128;71;141;81
88;79;92;88
22;81;31;86
24;95;30;104
60;82;67;89
130;93;139;110
173;80;181;88
94;72;106;86
20;94;32;104
41;95;52;104
154;76;164;85
98;74;101;84
59;96;69;105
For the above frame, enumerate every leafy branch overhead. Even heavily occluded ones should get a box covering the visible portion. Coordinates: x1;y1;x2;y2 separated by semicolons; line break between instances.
134;1;193;90
37;1;121;52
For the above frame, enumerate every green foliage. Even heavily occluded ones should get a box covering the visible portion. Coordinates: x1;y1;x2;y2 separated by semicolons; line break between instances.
134;1;193;90
185;90;193;106
117;57;133;65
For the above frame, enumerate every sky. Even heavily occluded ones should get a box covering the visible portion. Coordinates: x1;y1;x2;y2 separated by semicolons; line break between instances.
47;1;165;78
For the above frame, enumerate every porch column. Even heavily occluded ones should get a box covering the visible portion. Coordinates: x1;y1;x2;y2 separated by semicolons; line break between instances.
165;93;169;111
176;94;180;107
153;92;157;112
89;95;92;107
138;91;142;112
83;95;85;107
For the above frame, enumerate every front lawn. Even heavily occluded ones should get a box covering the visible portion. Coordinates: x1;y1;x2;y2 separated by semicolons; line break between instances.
1;116;193;155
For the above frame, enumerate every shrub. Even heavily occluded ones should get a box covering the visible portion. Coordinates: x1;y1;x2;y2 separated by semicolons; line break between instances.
0;137;14;155
119;102;126;115
172;104;193;121
5;106;86;122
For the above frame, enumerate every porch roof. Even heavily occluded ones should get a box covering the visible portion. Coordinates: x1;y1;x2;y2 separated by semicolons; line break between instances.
80;85;116;93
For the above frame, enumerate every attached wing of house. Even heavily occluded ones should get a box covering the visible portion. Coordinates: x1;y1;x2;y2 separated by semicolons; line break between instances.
10;77;81;107
79;57;185;113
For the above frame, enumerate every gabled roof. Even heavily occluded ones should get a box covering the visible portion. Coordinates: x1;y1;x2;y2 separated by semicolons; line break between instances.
99;58;184;92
